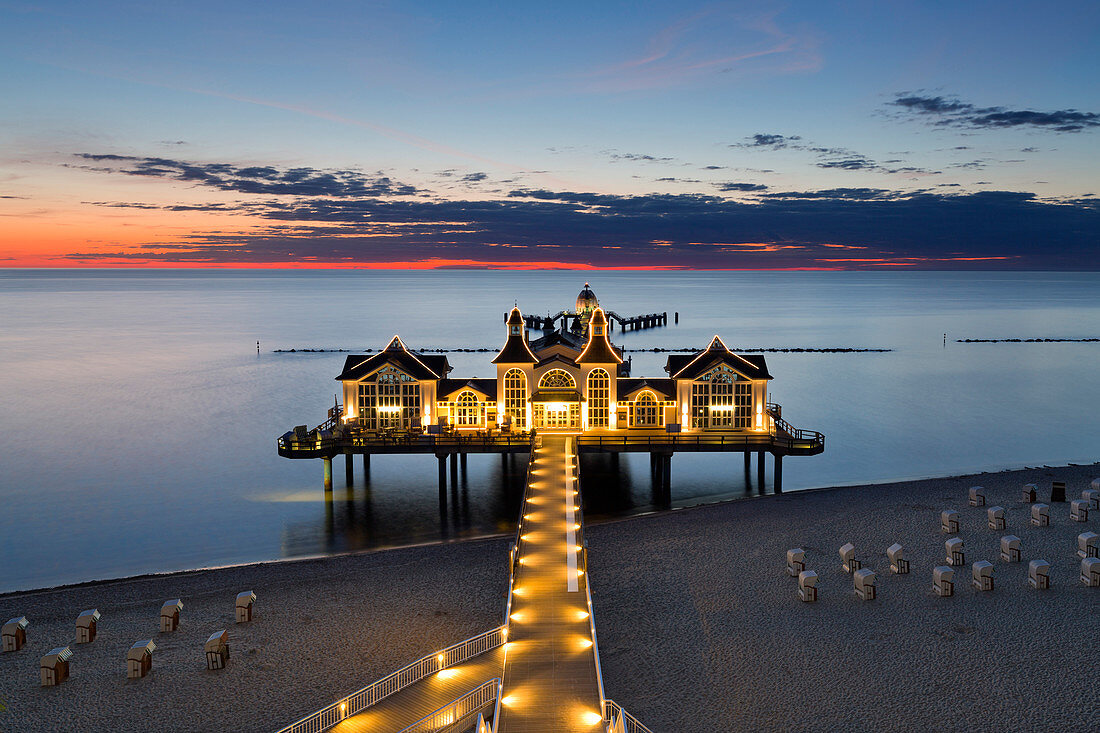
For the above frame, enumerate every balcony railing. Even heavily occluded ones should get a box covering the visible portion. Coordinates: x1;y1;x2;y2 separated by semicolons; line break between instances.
398;679;501;733
604;700;655;733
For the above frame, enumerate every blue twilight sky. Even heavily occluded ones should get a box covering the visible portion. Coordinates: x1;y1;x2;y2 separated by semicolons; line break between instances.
1;0;1098;268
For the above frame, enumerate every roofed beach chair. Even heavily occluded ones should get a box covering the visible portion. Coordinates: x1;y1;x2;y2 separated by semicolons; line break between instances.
1022;484;1037;503
971;561;994;591
127;640;156;679
798;570;818;602
1083;488;1100;510
786;548;805;577
854;569;876;600
1030;503;1050;527
235;591;256;623
933;566;955;597
887;543;909;574
2;617;28;652
76;609;100;644
160;600;183;632
946;537;965;566
941;510;960;533
969;486;986;507
1000;535;1022;563
1028;560;1051;590
1078;532;1099;559
987;506;1006;530
1081;558;1100;587
1070;500;1089;523
40;647;72;686
205;630;229;670
839;543;860;573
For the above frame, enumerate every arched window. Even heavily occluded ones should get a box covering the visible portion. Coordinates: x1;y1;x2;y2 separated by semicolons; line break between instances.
456;390;480;426
539;369;575;389
629;390;660;427
503;369;527;429
358;366;420;429
587;369;610;428
691;365;751;429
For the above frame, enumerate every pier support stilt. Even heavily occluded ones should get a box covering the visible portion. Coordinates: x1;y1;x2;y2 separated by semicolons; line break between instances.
438;455;447;493
774;454;783;493
662;453;672;493
744;451;751;474
345;453;354;486
460;453;467;473
362;453;370;480
757;450;766;494
323;457;332;492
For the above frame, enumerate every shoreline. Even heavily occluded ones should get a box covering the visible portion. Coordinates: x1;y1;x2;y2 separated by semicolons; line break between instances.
5;459;1097;599
1;460;1098;732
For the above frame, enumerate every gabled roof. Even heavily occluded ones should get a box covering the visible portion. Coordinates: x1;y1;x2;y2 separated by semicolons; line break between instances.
665;335;772;380
576;308;623;364
535;352;579;369
492;308;537;364
529;329;583;352
437;378;498;400
617;378;676;400
335;335;450;381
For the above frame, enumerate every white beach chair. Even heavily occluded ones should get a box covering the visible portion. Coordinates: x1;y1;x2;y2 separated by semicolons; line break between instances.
75;609;100;644
969;486;986;507
160;599;183;632
798;570;819;602
839;543;860;573
1070;500;1089;523
972;561;994;591
854;569;877;600
1028;560;1051;590
2;617;28;652
941;510;960;533
1081;558;1100;587
933;566;955;597
887;543;909;574
205;630;229;670
1030;503;1050;527
235;591;256;623
946;537;965;566
786;548;806;577
127;640;156;679
39;647;72;687
987;506;1006;530
1083;489;1100;510
1078;532;1099;559
1000;535;1022;563
1022;483;1038;503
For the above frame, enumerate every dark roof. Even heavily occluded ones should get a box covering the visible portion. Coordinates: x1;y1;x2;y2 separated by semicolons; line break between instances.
529;329;583;352
617;378;676;400
664;336;772;380
438;378;498;399
535;352;579;368
577;282;596;303
576;308;623;364
507;307;524;326
335;337;450;381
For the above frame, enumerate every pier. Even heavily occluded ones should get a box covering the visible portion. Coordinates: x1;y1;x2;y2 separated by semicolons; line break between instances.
274;284;824;731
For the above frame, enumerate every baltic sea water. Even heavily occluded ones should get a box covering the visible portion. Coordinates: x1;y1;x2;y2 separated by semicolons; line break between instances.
1;269;1097;592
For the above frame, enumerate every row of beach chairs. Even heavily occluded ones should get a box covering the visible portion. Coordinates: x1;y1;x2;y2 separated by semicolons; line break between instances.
2;592;256;686
945;483;1098;533
788;542;1100;602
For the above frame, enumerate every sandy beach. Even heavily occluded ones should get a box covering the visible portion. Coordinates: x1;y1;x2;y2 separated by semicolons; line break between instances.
2;462;1098;732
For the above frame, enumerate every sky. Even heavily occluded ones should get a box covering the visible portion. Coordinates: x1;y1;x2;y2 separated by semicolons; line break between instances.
1;0;1098;269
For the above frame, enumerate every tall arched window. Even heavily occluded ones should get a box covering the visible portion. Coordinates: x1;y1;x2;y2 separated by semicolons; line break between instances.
629;390;660;427
691;365;750;428
503;369;527;429
358;366;419;429
456;391;480;426
587;369;610;428
539;369;575;389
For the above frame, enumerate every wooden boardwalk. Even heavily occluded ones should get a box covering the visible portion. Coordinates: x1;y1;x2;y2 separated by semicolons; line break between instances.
331;646;504;732
495;435;605;732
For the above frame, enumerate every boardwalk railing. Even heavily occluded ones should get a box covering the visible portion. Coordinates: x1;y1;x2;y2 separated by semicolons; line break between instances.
766;403;822;444
577;430;823;452
398;679;501;733
274;628;506;733
279;432;536;453
604;700;654;733
570;436;608;715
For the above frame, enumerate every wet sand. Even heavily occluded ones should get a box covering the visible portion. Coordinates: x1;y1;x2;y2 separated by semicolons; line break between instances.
2;463;1098;732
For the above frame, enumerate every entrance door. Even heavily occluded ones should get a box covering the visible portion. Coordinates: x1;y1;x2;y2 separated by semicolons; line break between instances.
534;402;580;430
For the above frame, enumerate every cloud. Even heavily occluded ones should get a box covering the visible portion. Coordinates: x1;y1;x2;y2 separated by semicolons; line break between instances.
461;172;488;182
816;158;877;171
716;182;767;192
72;154;420;197
73;178;1099;269
604;150;676;163
891;94;1100;132
733;133;802;149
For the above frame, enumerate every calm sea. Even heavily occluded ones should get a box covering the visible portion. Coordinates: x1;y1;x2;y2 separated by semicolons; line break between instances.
1;269;1097;593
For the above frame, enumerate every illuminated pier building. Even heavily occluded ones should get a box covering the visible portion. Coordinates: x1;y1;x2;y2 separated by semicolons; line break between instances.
279;284;822;493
